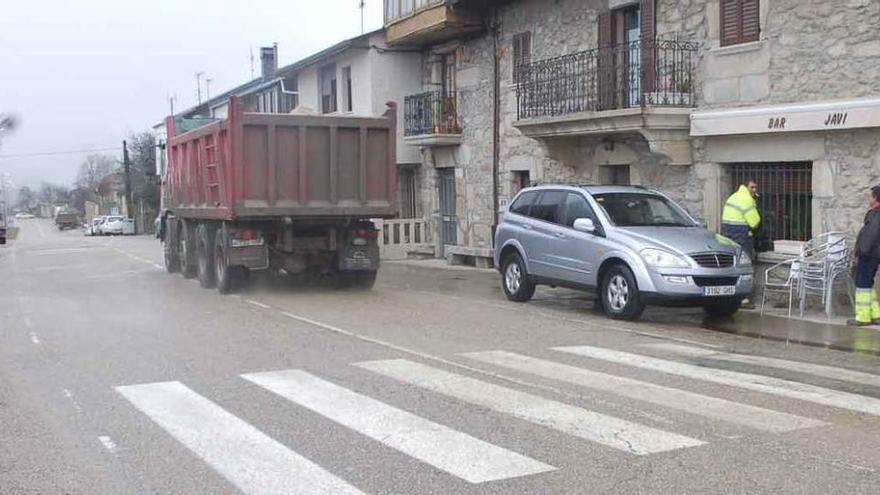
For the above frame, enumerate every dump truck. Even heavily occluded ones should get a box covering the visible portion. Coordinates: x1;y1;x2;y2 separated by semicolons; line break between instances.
158;97;398;293
55;211;79;230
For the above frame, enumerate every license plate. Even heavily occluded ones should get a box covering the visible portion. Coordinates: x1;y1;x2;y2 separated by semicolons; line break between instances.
703;286;736;297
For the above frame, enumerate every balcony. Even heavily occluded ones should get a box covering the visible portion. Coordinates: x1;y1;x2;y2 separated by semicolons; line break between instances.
404;91;462;146
514;39;698;164
385;0;483;46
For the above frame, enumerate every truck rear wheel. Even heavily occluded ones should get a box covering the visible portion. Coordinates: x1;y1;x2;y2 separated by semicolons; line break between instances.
350;270;377;289
163;240;179;273
214;230;245;294
178;220;197;279
196;223;216;289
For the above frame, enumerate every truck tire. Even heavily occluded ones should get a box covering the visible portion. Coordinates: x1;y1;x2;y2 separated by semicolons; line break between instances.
196;223;216;289
599;264;645;321
164;240;179;273
178;220;197;279
214;230;245;294
350;270;377;290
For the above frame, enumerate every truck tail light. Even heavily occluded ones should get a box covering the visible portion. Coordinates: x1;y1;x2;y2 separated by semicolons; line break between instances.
352;228;377;246
230;228;263;247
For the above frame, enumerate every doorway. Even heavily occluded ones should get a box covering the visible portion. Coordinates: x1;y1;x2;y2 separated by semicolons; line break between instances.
438;168;458;254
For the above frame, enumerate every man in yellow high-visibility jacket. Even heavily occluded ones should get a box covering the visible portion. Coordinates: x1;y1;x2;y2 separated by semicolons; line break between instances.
721;180;760;309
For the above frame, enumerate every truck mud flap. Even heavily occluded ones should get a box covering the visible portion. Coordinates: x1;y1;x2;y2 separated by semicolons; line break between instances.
229;245;269;270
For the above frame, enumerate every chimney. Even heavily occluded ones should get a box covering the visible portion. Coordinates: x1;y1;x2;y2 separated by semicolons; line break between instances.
260;44;277;78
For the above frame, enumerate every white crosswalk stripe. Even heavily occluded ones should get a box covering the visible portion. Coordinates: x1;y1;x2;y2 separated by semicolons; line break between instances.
116;381;365;495
554;345;880;416
242;369;555;483
641;342;880;388
461;350;823;433
355;359;706;455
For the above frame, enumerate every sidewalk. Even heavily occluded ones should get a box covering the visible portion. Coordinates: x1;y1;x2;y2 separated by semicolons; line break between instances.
383;258;880;355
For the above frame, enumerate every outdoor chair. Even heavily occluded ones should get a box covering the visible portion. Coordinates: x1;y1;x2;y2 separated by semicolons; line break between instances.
796;232;854;318
760;258;801;317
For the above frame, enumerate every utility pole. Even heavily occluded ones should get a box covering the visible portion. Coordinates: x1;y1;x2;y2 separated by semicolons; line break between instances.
250;47;255;79
206;78;213;100
122;140;133;225
168;94;176;116
195;71;205;104
360;0;365;34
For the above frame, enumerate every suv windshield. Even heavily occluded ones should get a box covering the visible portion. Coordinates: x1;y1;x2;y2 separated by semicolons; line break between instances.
593;193;695;227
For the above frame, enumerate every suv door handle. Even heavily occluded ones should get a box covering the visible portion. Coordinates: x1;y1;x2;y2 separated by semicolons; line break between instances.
521;223;532;230
554;232;566;238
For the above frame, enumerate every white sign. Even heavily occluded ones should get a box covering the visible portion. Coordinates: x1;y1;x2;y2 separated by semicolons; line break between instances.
690;97;880;137
111;206;120;215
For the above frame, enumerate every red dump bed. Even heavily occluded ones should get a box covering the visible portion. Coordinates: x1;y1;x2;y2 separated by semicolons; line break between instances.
165;97;397;221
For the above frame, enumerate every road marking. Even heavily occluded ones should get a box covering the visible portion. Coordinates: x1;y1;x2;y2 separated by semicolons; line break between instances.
355;359;705;455
27;247;91;256
243;369;554;483
246;299;271;309
641;343;880;388
62;388;83;413
153;263;163;270
554;345;880;417
116;381;364;495
29;332;40;345
462;350;822;433
23;317;32;328
98;435;118;454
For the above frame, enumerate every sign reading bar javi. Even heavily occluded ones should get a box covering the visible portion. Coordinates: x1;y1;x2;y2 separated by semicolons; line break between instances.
690;97;880;137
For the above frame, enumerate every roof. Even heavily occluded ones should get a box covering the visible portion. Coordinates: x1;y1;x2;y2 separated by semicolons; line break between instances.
174;28;384;120
521;184;659;195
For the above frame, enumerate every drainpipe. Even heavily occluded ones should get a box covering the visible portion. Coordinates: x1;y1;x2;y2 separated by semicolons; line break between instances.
490;8;501;247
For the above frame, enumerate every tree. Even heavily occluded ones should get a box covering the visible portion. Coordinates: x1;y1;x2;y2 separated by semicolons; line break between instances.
127;131;160;209
75;153;117;192
16;185;37;211
37;182;70;205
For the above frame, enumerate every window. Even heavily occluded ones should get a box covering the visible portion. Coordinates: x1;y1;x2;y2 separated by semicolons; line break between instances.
398;167;417;218
593;193;694;227
386;0;398;22
512;32;531;82
530;191;566;224
441;53;456;97
599;165;630;185
401;0;413;16
320;64;337;114
510;191;538;216
720;0;760;46
342;66;353;112
561;193;596;228
727;162;812;243
512;170;530;195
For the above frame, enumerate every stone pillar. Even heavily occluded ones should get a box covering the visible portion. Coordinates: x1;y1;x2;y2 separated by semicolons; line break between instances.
696;162;724;231
811;159;835;236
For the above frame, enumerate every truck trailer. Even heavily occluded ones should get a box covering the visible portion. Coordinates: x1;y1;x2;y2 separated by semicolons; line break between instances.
159;97;398;293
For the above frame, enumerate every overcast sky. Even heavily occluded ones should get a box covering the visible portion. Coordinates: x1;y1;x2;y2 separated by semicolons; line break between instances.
0;0;384;189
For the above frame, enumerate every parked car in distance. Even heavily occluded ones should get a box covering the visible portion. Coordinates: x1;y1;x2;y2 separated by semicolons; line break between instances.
85;216;106;236
494;184;754;321
15;212;35;219
100;216;127;235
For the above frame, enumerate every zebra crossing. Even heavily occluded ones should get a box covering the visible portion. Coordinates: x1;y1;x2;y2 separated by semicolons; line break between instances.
116;343;880;494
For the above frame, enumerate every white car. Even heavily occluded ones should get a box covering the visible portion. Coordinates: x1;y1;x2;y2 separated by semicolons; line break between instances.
15;212;35;219
101;216;126;235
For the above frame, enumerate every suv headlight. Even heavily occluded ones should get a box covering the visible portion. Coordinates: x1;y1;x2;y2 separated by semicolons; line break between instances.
738;250;752;267
640;248;690;268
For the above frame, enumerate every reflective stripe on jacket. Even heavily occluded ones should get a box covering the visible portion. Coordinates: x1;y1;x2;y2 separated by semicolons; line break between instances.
722;185;760;231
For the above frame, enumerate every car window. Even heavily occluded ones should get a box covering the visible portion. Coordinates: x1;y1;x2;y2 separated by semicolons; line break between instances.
593;193;694;227
509;191;538;216
561;193;596;228
530;190;565;224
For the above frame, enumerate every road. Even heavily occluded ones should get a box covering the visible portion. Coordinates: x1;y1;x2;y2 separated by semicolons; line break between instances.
3;219;880;494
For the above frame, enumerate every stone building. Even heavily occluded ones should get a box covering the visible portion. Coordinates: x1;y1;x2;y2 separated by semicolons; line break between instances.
386;0;880;265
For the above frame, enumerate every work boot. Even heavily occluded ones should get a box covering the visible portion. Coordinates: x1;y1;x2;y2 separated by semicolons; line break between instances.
740;299;756;310
854;289;874;327
848;319;874;327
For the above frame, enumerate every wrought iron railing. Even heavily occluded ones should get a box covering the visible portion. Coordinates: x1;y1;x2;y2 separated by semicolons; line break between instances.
404;91;461;136
516;38;698;120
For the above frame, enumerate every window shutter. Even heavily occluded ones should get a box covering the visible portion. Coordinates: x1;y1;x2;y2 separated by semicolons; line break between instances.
597;11;614;110
640;0;656;93
512;32;531;82
741;0;760;42
720;0;742;46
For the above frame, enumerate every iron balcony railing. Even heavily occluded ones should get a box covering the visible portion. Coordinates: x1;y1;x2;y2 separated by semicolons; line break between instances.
404;90;461;137
515;38;699;120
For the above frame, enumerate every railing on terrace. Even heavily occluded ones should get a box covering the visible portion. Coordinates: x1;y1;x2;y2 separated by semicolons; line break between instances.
404;91;461;136
516;38;699;120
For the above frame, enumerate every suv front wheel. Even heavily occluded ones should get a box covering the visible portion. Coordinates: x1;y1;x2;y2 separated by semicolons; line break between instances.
502;253;536;302
600;264;645;320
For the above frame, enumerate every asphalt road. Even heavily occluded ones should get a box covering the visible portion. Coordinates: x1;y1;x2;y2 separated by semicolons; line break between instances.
3;219;880;494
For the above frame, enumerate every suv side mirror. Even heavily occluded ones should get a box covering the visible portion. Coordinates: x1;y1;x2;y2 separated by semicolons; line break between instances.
573;218;596;234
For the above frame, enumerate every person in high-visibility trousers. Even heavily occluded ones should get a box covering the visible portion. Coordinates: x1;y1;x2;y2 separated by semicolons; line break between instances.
721;180;761;309
849;186;880;326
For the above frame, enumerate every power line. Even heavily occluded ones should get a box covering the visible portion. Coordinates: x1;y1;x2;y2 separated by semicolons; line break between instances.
0;147;121;159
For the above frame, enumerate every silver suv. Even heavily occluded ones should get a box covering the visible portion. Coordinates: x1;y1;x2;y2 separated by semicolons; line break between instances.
494;185;754;320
